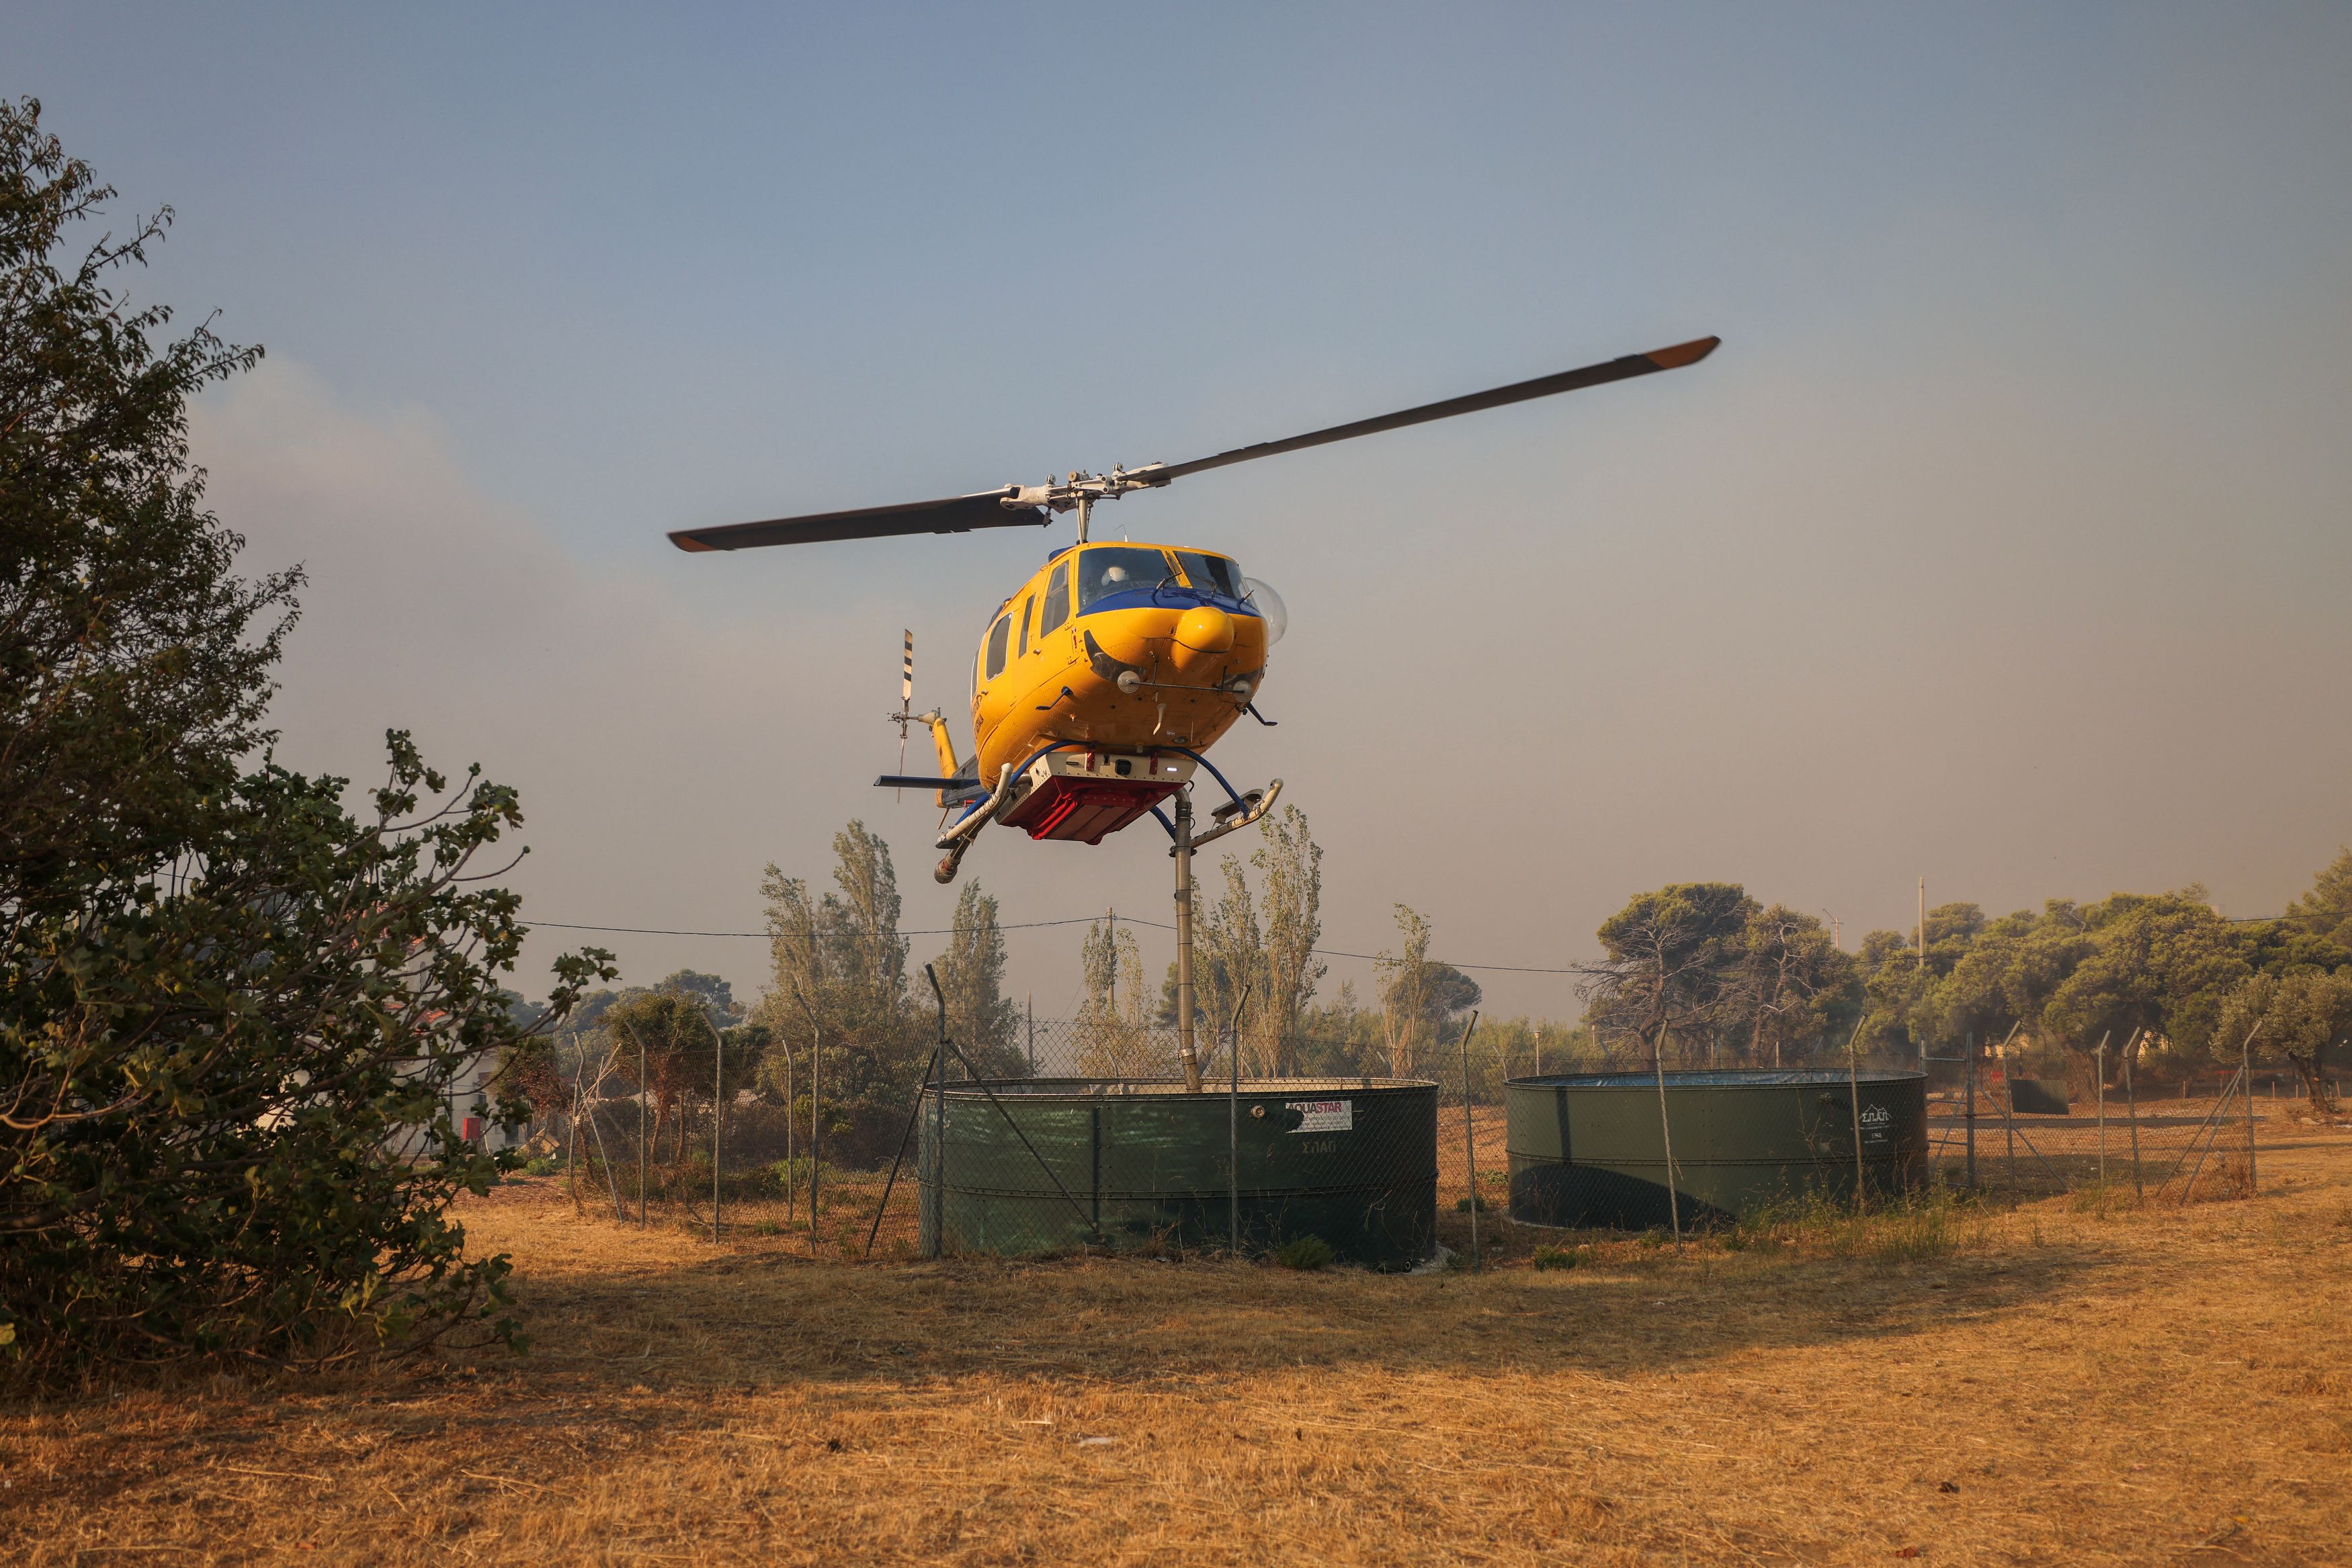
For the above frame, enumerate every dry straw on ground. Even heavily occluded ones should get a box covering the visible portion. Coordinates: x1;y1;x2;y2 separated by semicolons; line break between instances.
5;1128;2348;1565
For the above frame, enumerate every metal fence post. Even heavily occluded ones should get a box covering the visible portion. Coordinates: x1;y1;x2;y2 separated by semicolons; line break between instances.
1458;1011;1483;1270
794;984;822;1252
2094;1033;2108;1188
784;1020;797;1228
1846;1018;1866;1208
712;1017;723;1243
1228;984;1253;1257
928;972;947;1260
1653;1024;1682;1244
2124;1029;2143;1199
1964;1031;1978;1193
864;1029;945;1260
2244;1034;2257;1194
1228;1017;1241;1256
2177;1060;2246;1205
1994;1025;2020;1189
623;1018;647;1227
567;1056;583;1209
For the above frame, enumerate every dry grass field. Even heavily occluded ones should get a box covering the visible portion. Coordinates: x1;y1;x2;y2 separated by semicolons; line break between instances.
5;1127;2349;1565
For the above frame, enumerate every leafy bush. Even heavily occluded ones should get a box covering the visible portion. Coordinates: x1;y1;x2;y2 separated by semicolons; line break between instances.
1530;1244;1587;1271
1273;1235;1336;1271
0;101;609;1378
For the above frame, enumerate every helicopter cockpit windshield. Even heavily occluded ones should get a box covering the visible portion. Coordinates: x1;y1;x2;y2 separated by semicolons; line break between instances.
1076;546;1178;611
1171;550;1242;597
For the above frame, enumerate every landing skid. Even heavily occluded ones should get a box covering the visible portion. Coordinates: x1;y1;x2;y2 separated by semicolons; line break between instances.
927;746;1202;883
925;743;1283;1108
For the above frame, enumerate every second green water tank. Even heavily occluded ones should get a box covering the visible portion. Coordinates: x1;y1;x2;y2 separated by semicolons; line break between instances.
1506;1068;1928;1229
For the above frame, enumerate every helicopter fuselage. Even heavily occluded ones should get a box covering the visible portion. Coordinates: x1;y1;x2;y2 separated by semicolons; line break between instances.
948;539;1271;843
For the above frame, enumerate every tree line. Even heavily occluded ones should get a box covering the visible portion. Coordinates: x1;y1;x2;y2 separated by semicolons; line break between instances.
1571;864;2351;1108
679;799;2349;1121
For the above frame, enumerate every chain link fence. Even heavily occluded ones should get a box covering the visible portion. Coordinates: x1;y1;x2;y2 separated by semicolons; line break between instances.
1921;1053;2282;1203
521;1014;1501;1264
518;1023;2310;1260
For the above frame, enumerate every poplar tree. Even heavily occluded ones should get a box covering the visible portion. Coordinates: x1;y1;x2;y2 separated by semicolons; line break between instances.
931;881;1023;1077
1253;806;1327;1076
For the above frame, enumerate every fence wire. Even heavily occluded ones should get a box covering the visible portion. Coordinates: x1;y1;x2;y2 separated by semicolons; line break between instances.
517;1022;2308;1262
1921;1057;2283;1203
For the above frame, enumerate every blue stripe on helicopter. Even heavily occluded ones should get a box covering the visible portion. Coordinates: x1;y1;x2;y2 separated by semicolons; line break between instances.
1074;586;1265;619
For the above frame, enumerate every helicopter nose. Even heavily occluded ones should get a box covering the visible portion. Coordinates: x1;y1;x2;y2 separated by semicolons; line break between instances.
1171;605;1235;676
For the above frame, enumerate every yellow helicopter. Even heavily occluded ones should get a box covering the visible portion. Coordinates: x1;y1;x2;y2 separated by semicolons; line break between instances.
672;335;1716;1090
669;333;1718;891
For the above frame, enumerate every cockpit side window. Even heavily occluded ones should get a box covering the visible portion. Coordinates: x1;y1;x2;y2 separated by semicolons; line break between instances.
1016;595;1033;659
985;613;1011;680
1040;560;1072;635
1076;546;1176;612
1172;550;1242;597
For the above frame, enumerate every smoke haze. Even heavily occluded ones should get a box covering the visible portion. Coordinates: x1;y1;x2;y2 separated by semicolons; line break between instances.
11;3;2343;1016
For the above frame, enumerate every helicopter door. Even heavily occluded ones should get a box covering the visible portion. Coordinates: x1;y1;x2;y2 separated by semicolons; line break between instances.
1040;561;1070;636
984;614;1011;680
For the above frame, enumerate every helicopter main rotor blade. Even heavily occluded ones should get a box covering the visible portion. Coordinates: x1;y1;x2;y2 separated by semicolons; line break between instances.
1150;336;1719;483
668;488;1048;552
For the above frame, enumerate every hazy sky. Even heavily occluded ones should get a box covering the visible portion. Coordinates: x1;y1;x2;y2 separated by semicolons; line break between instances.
10;5;2350;1018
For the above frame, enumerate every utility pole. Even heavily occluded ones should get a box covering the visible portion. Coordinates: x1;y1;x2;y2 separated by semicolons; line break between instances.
1104;908;1118;1018
1173;789;1204;1093
1917;877;1927;969
1025;991;1035;1075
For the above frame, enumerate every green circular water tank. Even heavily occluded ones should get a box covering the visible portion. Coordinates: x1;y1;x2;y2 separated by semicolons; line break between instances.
1505;1069;1928;1229
918;1077;1437;1268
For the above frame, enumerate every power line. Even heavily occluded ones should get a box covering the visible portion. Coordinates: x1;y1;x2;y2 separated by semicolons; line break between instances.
533;917;1107;940
536;906;2304;977
529;917;1589;976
